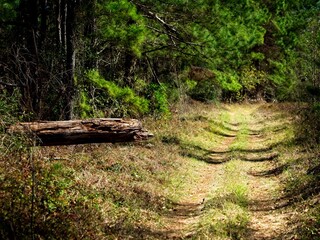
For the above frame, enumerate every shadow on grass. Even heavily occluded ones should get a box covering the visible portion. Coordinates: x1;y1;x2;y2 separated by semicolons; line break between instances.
210;146;273;154
248;156;320;212
248;131;262;136
246;122;289;136
166;202;203;217
209;120;240;132
240;152;279;162
103;197;206;239
249;196;292;212
285;179;320;204
205;127;237;137
180;150;279;164
179;141;278;164
248;163;289;177
228;122;241;127
180;150;230;164
247;155;310;178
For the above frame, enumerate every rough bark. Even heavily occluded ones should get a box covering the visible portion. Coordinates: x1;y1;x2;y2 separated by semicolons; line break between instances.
8;118;153;146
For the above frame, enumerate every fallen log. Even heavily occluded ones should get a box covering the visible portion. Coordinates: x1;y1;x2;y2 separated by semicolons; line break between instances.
8;118;153;146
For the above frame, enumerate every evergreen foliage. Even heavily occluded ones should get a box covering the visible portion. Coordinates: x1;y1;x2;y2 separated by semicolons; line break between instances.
97;0;148;56
0;0;319;109
0;0;320;119
148;83;171;117
82;70;149;118
1;0;319;118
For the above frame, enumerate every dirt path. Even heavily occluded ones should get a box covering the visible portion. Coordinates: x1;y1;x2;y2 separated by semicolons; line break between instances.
161;104;292;239
163;133;237;239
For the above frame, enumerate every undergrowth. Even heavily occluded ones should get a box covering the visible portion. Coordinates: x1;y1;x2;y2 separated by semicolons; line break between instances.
290;103;320;239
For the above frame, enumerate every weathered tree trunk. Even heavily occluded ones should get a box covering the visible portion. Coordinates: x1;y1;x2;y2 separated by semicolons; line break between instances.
8;118;153;146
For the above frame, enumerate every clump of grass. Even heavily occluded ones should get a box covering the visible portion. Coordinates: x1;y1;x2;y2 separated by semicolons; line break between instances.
300;204;320;239
196;160;250;239
229;129;248;152
229;113;248;152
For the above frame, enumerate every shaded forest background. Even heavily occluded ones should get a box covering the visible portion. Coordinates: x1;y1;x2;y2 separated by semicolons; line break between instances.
0;0;320;120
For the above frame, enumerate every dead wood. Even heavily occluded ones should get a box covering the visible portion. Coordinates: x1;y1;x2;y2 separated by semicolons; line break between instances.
8;118;153;146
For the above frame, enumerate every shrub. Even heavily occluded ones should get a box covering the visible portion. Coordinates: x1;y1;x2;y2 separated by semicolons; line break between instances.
189;79;222;102
295;102;320;144
0;89;21;124
81;70;149;118
239;66;267;100
148;83;171;118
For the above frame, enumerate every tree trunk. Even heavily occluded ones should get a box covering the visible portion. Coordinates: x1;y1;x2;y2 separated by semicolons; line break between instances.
16;0;41;118
8;118;153;146
83;0;97;70
39;0;48;49
64;0;76;120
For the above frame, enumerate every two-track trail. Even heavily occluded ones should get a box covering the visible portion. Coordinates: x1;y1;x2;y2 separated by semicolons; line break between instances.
160;104;293;239
162;124;238;239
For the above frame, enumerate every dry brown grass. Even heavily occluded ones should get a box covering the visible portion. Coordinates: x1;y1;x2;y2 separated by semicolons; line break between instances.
0;101;224;239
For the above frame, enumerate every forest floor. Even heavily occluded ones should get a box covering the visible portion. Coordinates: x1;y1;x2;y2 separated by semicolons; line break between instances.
9;102;319;239
156;104;298;239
